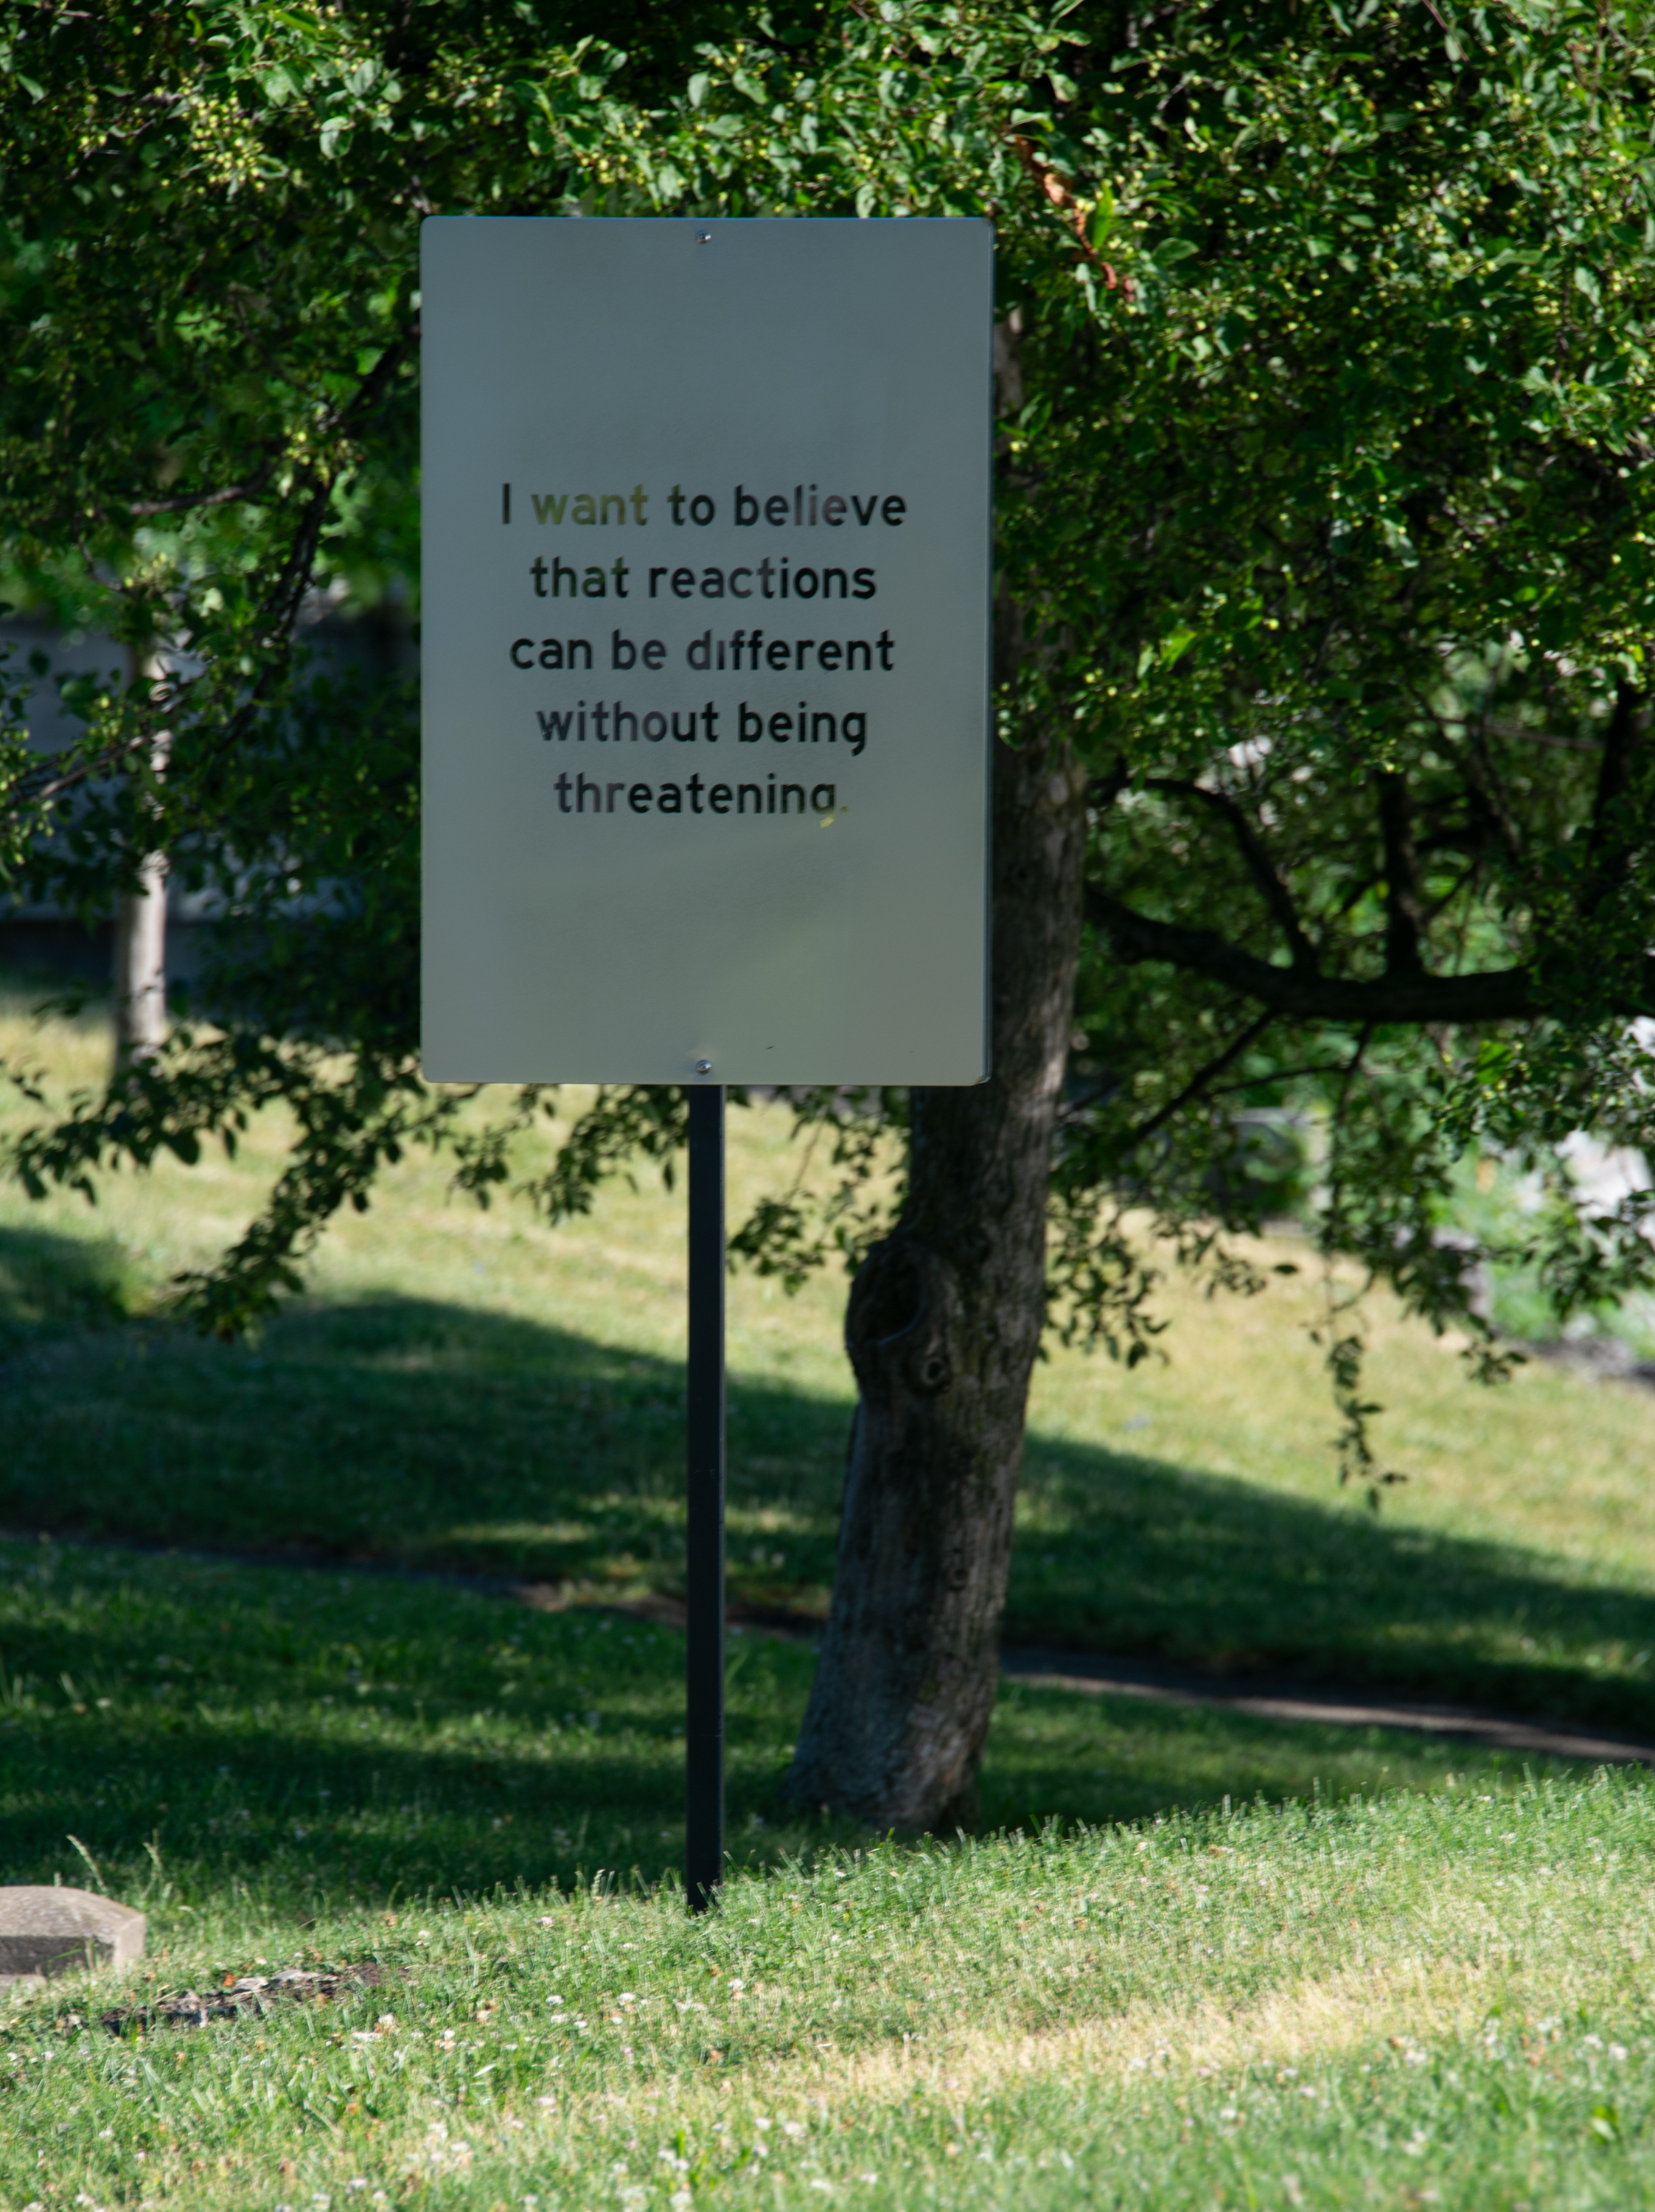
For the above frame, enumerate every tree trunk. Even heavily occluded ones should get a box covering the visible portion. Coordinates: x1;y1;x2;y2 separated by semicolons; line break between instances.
112;647;169;1066
113;852;168;1062
783;727;1088;1829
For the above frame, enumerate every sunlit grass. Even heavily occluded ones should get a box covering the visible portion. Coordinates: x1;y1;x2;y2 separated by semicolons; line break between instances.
7;1741;1654;2203
0;1532;1637;2211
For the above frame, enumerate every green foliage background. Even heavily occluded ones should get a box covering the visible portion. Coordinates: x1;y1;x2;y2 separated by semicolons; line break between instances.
2;0;1654;1478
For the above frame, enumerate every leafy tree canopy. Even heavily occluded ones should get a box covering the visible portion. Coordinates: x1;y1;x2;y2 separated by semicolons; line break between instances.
2;0;1654;1485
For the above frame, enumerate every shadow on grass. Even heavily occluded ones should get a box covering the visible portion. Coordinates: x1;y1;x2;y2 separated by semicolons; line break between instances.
0;1540;828;1905
0;1541;1594;1912
4;1248;1655;1737
0;1221;138;1350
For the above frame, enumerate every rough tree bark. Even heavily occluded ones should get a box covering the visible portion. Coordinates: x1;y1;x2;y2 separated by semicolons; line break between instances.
782;725;1088;1829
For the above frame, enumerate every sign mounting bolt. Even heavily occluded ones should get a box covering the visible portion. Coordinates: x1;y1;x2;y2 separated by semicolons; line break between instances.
696;231;712;245
695;1060;713;1075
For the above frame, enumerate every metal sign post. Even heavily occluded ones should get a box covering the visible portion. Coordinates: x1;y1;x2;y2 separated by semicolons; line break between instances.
420;216;992;1914
684;1079;725;1913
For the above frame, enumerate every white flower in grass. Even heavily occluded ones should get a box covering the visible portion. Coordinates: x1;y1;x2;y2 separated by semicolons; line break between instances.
671;2195;693;2211
782;2121;805;2138
419;2123;473;2175
1610;2044;1629;2062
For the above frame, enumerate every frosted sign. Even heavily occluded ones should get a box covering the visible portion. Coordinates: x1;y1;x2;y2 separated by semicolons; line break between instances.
421;218;992;1084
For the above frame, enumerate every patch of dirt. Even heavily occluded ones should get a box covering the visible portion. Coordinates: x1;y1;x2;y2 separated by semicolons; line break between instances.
97;1960;394;2035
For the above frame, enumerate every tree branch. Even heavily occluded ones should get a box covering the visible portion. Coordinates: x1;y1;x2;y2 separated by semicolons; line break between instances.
1205;1057;1350;1096
1084;882;1565;1023
1143;777;1318;970
1113;1011;1275;1152
129;467;282;519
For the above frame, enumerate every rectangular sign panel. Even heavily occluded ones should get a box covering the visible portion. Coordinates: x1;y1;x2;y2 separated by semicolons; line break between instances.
421;218;992;1084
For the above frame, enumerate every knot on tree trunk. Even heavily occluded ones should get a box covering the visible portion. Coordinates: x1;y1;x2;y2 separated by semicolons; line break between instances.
846;1231;958;1403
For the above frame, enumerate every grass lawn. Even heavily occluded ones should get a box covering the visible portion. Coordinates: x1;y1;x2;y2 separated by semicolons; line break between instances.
0;1535;1642;2211
6;979;1655;2204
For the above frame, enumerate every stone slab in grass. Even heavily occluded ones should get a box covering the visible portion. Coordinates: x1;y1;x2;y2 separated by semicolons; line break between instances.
0;1886;144;1981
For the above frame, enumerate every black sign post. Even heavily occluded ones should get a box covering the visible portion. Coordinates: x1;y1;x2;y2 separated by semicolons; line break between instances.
419;217;994;1916
685;1079;726;1913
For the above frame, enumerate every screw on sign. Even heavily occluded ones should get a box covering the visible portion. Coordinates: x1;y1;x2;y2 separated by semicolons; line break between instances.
421;218;992;1908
